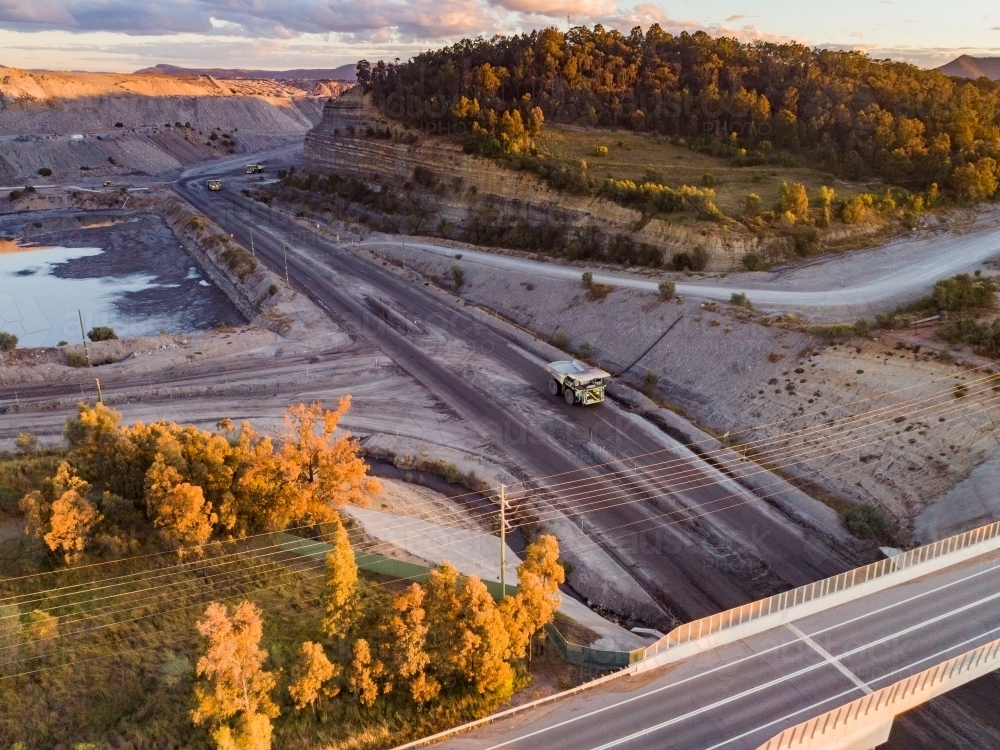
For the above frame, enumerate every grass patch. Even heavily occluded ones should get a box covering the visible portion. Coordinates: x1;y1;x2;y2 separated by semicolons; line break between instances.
535;126;879;219
840;503;896;544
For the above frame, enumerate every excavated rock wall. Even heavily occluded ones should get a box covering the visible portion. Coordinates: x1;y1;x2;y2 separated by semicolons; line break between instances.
303;90;762;270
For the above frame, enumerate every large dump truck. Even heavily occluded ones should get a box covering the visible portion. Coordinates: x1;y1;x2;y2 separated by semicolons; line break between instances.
546;360;610;405
245;164;264;174
207;180;222;191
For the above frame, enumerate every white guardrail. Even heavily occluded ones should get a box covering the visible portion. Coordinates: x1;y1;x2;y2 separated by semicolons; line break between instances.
756;636;1000;750
641;521;1000;666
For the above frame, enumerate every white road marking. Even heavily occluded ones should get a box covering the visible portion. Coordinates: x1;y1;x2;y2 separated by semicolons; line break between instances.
701;620;1000;750
591;613;1000;750
786;623;872;694
478;556;1000;750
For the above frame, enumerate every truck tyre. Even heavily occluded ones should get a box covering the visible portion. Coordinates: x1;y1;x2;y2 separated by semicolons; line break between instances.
548;379;561;396
564;387;576;405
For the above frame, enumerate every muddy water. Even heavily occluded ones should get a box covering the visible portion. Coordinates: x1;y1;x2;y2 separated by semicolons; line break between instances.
0;215;244;347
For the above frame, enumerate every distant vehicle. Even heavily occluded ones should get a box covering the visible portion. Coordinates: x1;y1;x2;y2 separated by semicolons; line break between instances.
546;360;610;406
245;164;264;174
207;180;222;191
70;134;84;140
103;181;116;187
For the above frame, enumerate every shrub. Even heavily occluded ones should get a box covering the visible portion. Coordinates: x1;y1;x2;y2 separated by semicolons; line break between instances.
743;193;761;219
691;246;709;271
658;280;676;301
87;327;118;342
114;122;124;128
0;331;17;351
842;194;875;224
593;145;609;156
642;371;659;391
581;271;593;289
841;503;894;543
587;283;612;300
15;432;38;454
268;283;278;296
742;253;765;271
8;190;21;201
551;331;568;349
931;273;994;313
778;182;809;218
577;341;593;359
451;265;465;290
671;251;693;271
854;318;873;336
730;292;751;308
66;351;89;367
37;167;52;177
767;352;784;363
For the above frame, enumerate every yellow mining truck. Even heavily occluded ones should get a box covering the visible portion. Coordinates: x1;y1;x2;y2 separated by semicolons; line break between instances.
207;180;222;191
546;360;610;406
245;164;264;174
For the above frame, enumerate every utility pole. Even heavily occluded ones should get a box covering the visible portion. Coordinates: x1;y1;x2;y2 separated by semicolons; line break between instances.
283;244;289;284
249;215;255;256
78;309;92;367
95;378;103;404
499;484;507;598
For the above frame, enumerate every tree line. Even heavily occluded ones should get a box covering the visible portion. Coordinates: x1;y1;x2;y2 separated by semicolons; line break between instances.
357;25;1000;199
19;400;380;564
190;523;565;748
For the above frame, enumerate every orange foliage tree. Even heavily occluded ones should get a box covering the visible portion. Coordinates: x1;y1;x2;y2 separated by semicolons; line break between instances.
192;601;278;749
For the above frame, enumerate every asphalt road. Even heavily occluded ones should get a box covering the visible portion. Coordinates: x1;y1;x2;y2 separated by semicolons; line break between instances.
435;549;1000;750
173;165;853;624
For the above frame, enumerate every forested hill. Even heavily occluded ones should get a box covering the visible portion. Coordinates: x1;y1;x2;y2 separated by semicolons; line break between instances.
357;25;1000;195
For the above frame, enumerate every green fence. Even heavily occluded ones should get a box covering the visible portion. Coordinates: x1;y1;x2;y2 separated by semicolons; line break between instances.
276;532;638;669
544;623;645;670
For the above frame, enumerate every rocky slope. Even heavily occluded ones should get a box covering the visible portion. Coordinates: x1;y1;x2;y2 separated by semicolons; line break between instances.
302;89;762;270
0;67;353;181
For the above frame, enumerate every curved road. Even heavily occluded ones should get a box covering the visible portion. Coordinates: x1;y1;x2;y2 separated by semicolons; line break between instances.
362;228;1000;312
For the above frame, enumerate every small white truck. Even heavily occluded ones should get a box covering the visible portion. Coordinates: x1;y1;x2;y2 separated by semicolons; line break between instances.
546;360;610;406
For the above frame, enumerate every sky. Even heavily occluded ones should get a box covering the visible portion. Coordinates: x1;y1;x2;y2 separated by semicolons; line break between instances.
0;0;998;73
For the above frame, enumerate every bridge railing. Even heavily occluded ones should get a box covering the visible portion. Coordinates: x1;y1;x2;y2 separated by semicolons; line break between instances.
756;636;1000;749
646;521;1000;659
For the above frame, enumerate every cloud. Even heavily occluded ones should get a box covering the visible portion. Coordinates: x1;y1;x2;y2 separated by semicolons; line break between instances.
725;14;745;22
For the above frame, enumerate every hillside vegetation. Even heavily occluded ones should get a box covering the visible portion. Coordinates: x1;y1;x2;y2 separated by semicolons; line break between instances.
359;25;1000;201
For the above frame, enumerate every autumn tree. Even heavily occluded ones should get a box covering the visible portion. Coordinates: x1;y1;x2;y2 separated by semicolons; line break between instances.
320;516;360;640
778;182;809;220
145;454;217;551
348;638;382;706
288;641;339;714
192;601;278;749
424;563;512;696
500;535;564;659
381;584;439;704
952;157;999;201
63;402;122;484
21;462;102;565
279;399;381;517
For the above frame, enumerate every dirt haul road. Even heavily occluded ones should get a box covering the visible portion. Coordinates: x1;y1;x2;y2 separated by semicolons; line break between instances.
174;165;853;627
368;219;1000;318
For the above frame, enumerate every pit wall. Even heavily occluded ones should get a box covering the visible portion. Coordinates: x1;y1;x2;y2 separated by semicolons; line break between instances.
302;90;762;270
